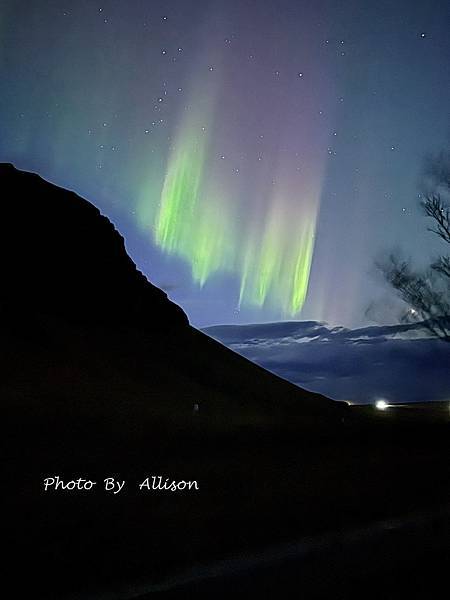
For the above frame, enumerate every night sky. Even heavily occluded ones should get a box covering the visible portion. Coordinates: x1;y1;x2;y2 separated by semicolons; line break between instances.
1;0;449;328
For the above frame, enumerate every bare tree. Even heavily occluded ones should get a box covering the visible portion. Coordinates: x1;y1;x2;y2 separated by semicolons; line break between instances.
379;150;450;341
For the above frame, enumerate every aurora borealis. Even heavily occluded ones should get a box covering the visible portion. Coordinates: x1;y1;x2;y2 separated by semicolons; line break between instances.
1;0;449;327
153;101;235;289
152;93;318;314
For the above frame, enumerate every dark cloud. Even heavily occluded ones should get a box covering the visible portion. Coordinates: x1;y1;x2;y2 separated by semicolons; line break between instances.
203;321;450;404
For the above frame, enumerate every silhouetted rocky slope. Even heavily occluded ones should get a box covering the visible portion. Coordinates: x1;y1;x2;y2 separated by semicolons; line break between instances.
0;162;342;429
0;162;187;329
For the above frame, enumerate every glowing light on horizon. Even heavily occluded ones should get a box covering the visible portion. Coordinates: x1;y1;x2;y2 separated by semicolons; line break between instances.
375;399;388;410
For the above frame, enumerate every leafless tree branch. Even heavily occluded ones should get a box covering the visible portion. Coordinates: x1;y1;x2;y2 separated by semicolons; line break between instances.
379;149;450;342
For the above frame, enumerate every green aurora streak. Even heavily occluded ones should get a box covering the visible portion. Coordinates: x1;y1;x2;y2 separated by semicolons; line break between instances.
153;114;317;316
154;113;235;287
238;209;316;315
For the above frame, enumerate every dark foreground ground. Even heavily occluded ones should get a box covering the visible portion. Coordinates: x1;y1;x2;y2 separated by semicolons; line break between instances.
135;406;450;598
6;406;450;599
141;503;450;598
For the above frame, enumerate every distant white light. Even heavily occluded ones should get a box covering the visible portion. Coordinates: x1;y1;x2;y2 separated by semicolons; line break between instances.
375;400;388;411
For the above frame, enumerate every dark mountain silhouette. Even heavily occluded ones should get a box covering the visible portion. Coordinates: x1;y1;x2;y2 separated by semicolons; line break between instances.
1;162;187;328
0;162;341;430
3;163;450;599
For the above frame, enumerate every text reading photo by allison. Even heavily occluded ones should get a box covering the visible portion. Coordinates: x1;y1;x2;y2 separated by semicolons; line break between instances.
42;476;200;493
2;0;450;598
